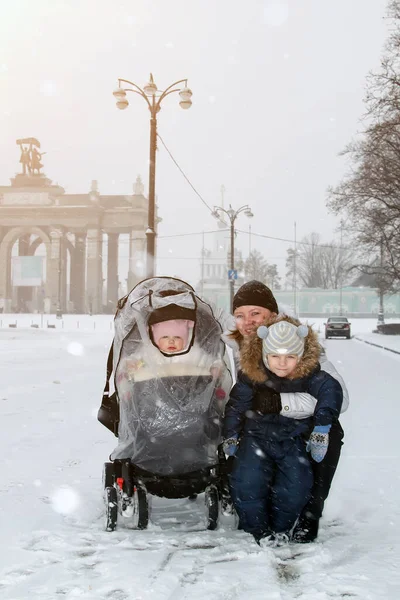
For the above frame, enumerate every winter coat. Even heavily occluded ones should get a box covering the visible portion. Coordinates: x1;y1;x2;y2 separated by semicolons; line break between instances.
221;322;349;419
223;316;343;443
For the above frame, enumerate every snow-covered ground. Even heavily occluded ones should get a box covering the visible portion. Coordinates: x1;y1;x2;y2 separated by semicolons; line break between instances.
1;317;400;599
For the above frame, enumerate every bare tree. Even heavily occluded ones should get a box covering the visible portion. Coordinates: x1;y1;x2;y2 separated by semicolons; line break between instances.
286;232;353;289
364;0;400;122
286;233;323;288
328;119;400;287
266;264;281;290
243;250;281;289
327;0;400;290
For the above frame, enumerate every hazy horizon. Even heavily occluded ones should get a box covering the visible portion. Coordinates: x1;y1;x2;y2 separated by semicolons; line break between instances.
0;0;390;288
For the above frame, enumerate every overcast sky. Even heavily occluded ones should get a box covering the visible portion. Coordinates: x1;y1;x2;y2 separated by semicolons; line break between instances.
0;0;390;288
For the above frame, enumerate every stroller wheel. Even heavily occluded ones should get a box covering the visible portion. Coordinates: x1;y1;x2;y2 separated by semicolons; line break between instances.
205;484;219;531
102;462;115;488
105;486;118;531
132;485;149;530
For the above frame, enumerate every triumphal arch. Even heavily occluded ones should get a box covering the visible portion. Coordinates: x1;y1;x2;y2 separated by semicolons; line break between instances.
0;138;148;314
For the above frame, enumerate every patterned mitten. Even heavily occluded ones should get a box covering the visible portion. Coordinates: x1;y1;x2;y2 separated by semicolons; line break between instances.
306;425;331;463
222;435;239;457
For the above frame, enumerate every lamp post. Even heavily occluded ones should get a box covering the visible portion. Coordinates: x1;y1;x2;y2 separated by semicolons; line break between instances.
339;220;344;316
113;74;192;278
377;236;385;328
212;204;254;312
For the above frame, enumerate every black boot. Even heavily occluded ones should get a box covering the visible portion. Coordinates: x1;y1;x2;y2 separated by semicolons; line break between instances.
292;517;319;543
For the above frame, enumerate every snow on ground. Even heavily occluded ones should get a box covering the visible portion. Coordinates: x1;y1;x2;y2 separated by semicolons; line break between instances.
1;317;400;599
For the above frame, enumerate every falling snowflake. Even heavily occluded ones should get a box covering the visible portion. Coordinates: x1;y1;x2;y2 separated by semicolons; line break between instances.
263;0;289;27
126;15;137;26
67;342;84;356
51;486;80;514
40;80;58;97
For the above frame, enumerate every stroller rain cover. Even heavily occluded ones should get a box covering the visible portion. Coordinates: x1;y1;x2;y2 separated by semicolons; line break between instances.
109;277;232;476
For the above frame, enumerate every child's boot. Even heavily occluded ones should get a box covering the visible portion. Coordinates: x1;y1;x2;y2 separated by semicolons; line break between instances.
292;516;319;543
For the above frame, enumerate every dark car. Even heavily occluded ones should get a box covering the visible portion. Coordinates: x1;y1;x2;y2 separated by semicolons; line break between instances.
325;316;351;339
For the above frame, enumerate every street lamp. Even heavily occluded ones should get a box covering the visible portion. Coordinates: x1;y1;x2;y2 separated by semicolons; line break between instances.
113;73;192;278
212;204;254;312
377;236;385;328
339;220;344;316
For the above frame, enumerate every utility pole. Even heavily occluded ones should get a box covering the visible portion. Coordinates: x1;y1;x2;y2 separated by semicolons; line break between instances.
339;220;343;315
201;231;205;298
249;224;252;256
293;221;297;316
220;184;226;209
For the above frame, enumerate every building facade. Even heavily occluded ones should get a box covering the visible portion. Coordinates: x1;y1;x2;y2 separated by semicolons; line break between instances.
0;143;148;314
196;226;400;317
274;287;400;317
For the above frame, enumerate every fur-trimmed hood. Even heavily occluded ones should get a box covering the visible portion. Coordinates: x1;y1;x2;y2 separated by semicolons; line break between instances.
240;315;321;383
221;330;241;352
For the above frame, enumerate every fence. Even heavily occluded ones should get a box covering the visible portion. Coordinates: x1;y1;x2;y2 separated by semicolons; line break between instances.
0;314;115;332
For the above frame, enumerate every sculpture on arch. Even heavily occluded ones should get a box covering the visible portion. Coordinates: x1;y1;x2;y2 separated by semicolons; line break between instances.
16;138;45;176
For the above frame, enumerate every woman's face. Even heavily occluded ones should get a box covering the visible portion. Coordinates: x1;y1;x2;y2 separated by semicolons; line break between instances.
233;305;276;337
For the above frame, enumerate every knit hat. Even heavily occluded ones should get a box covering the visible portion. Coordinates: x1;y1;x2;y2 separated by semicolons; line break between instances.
257;321;308;357
151;319;194;347
232;280;278;314
147;303;196;327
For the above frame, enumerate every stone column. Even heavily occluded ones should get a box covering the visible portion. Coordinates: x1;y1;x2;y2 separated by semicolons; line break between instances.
70;233;86;313
17;234;31;310
127;230;146;291
86;229;103;314
60;235;67;312
0;226;12;312
106;232;119;312
46;230;62;313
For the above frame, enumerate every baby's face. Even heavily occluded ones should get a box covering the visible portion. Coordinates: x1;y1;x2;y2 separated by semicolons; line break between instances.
266;354;299;377
157;335;185;353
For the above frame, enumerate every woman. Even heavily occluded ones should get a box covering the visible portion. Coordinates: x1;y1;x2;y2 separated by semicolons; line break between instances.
223;280;348;542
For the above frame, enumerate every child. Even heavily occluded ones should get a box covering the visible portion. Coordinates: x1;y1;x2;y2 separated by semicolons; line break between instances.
120;317;225;383
150;318;193;354
222;316;343;544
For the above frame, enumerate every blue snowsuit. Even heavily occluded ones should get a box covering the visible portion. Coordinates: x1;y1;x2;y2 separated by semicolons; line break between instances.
223;364;343;540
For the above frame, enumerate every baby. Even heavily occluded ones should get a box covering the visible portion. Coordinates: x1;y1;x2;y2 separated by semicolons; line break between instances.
150;319;194;354
120;317;225;389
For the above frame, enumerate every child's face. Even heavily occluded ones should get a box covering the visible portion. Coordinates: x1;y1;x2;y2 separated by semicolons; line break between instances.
266;354;300;377
157;335;185;353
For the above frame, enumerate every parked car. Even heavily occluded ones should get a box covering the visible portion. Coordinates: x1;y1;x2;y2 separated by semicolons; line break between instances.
324;316;351;339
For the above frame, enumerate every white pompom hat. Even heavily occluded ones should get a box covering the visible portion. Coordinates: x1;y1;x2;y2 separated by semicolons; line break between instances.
257;321;309;357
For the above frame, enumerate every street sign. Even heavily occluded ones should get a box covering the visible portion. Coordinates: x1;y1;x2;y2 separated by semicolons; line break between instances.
228;269;238;280
12;256;44;287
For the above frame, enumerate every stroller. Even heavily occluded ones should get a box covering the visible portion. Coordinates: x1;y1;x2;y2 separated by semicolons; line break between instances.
98;277;233;532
